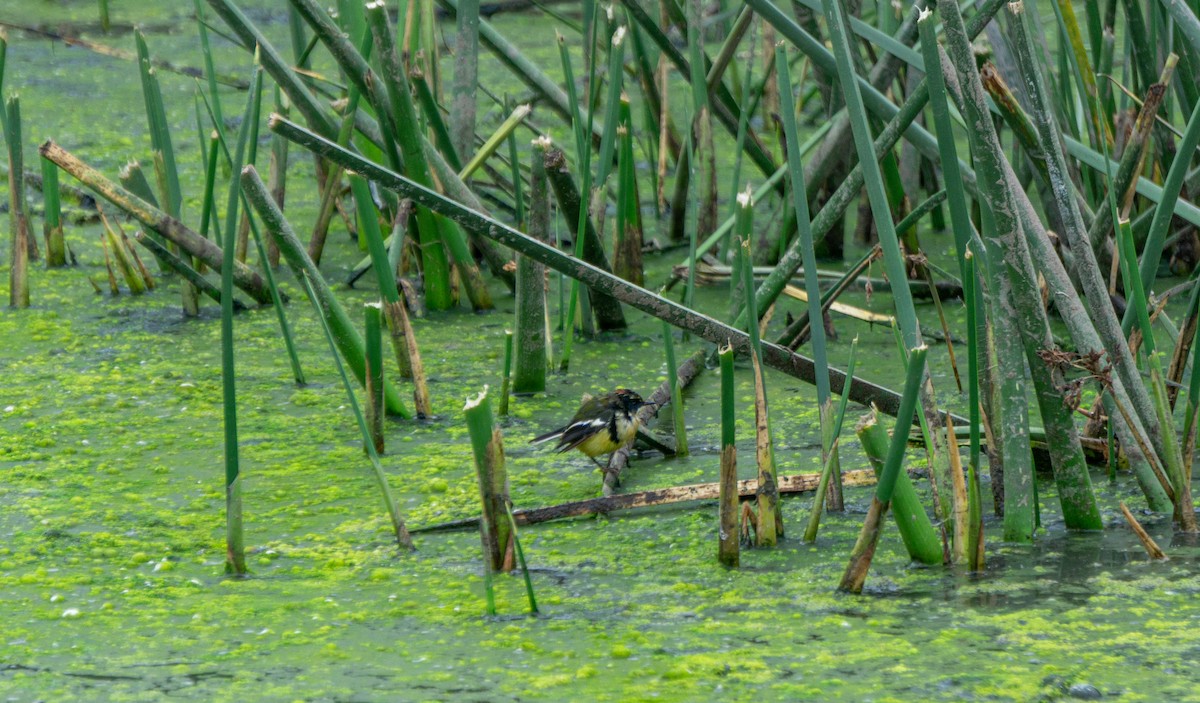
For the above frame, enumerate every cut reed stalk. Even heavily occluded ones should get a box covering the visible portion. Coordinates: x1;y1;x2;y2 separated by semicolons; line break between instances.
542;146;626;330
241;166;411;418
465;387;514;573
40;155;66;267
839;345;928;593
718;343;738;567
854;406;943;566
6;96;29;308
613;103;644;286
40;141;275;304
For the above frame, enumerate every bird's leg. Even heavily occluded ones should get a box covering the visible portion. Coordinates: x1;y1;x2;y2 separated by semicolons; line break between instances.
590;456;607;470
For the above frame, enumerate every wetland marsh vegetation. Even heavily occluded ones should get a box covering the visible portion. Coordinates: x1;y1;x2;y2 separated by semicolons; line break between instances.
4;0;1200;700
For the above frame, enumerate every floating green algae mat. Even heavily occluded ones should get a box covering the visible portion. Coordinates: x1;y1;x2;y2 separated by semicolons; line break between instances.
3;2;1200;701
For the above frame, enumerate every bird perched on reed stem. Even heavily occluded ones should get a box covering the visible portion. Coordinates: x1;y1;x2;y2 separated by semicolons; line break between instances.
531;389;655;467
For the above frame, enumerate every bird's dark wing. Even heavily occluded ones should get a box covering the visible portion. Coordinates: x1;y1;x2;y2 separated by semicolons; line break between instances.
552;416;613;453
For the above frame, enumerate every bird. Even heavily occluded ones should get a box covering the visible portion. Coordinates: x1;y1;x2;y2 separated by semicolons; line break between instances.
531;389;655;468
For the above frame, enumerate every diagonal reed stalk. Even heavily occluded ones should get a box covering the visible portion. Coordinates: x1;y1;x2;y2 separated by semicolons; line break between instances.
301;278;412;549
270;114;967;425
241;166;411;418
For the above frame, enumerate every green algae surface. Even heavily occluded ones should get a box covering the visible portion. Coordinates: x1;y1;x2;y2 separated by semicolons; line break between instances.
3;2;1200;701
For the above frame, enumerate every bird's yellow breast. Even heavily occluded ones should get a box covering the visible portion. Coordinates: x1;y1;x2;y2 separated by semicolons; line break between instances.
574;416;640;457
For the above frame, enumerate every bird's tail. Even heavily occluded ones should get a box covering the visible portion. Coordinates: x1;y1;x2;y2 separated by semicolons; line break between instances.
530;427;565;445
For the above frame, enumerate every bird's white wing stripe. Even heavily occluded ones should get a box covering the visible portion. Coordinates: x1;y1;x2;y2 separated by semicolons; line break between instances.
570;418;609;432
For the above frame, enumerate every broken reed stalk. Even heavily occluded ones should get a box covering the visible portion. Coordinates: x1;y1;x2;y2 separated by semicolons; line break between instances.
458;103;531;181
6;95;29;308
300;274;412;550
131;230;227;307
465;386;514;573
840;345;928;594
661;321;689;457
270;115;961;426
40;141;275;305
240;166;411;418
614;100;644;286
718;343;738;567
1119;502;1168;561
40;155;66;267
99;211;147;294
854;406;943;566
743;235;781;545
364;303;386;455
542;145;626;330
513;138;549;395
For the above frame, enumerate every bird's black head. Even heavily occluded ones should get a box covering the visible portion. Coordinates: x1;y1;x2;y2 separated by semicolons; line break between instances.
613;388;650;412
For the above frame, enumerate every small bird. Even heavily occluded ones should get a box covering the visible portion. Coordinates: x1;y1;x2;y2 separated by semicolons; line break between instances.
531;389;654;468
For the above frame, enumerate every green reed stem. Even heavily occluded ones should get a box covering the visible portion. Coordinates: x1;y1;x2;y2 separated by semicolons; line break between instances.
459;104;530;181
218;58;260;576
364;303;386;455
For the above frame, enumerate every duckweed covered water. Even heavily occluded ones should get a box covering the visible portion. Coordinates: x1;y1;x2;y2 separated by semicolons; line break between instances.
3;2;1200;701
